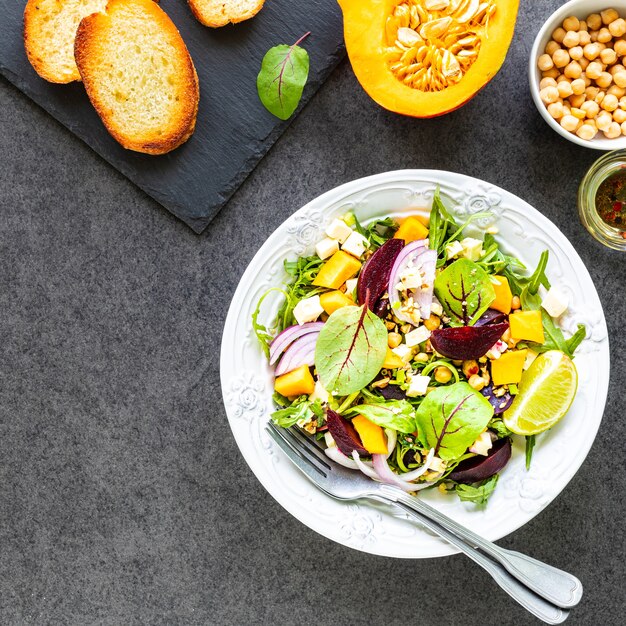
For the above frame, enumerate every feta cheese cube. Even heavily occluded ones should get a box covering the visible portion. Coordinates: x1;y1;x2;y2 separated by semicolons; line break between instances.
293;295;324;325
469;431;493;456
392;344;414;363
399;266;424;290
315;237;339;260
345;278;358;297
405;325;431;348
406;374;430;397
541;286;569;318
325;218;353;243
309;379;329;404
445;240;464;259
430;301;443;317
460;237;484;261
341;231;369;258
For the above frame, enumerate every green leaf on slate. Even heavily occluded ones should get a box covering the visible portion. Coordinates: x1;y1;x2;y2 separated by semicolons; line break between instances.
257;33;310;120
434;259;496;326
315;304;387;396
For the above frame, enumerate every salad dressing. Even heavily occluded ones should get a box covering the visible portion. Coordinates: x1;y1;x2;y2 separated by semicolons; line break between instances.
595;170;626;231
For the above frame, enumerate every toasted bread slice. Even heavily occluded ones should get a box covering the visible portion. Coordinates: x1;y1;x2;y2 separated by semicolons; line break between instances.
74;0;199;155
188;0;264;28
24;0;108;83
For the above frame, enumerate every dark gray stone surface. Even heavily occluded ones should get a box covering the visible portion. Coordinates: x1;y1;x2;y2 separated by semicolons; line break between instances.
0;1;624;624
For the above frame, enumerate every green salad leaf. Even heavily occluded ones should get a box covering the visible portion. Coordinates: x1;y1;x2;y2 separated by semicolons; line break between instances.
455;475;499;504
434;259;496;326
315;305;387;396
351;214;398;249
271;396;318;428
415;382;494;461
429;186;458;256
525;434;536;470
257;33;310;120
345;400;417;433
488;418;513;439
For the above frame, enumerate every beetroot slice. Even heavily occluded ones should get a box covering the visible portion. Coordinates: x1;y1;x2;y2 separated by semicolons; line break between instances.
357;238;405;309
448;438;512;484
373;297;390;319
475;308;508;327
481;383;514;415
326;409;368;457
377;384;408;401
430;322;509;360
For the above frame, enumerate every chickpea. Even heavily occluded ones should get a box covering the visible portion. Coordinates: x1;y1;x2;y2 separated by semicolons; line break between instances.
540;76;558;89
434;366;452;384
613;108;626;123
587;13;602;31
601;47;618;65
570;107;586;120
583;42;601;60
545;40;561;56
569;93;586;108
586;85;600;100
614;70;626;88
608;84;626;98
576;123;597;140
542;67;560;79
387;332;402;348
547;101;564;119
595;90;606;105
511;295;521;310
581;99;600;118
603;93;619;111
562;30;580;48
557;80;573;98
571;77;586;94
579;30;591;46
563;16;580;32
619;96;626;108
552;27;566;43
569;45;584;60
596;110;613;130
537;53;554;71
579;57;590;71
462;360;479;378
552;48;570;68
610;18;626;38
539;86;560;104
579;20;588;32
601;9;620;25
586;60;603;79
596;72;614;89
560;114;580;132
564;61;582;79
598;27;612;43
415;352;429;363
423;314;441;331
556;73;569;83
468;374;487;391
621;120;626;135
604;121;622;138
614;39;626;56
610;63;625;75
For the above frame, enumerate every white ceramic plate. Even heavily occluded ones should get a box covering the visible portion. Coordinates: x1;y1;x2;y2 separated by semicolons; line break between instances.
220;170;610;558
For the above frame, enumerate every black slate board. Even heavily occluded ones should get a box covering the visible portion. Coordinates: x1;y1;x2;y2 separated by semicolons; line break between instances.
0;0;345;233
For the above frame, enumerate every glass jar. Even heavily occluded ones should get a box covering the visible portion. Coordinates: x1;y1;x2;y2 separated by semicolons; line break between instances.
578;150;626;251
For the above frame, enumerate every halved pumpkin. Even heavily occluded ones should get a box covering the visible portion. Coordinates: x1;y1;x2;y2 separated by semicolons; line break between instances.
337;0;519;117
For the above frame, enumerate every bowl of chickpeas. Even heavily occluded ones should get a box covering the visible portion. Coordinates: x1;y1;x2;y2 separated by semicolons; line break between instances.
530;0;626;149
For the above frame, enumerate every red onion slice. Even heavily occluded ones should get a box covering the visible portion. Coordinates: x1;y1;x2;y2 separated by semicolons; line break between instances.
274;333;319;376
372;454;426;492
269;322;323;365
388;240;436;326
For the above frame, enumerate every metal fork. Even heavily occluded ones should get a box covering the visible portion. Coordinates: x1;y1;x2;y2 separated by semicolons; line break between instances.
266;422;583;625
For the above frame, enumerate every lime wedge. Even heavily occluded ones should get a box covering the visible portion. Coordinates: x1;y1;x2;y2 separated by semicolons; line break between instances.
503;351;578;436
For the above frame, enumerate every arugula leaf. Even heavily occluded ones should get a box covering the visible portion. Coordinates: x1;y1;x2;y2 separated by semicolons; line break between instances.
257;33;310;120
525;434;536;470
488;418;513;439
478;234;526;275
566;324;586;354
429;186;459;255
315;305;388;395
415;382;494;461
350;214;398;249
345;400;417;433
455;475;499;504
434;259;496;326
271;397;312;427
251;287;287;357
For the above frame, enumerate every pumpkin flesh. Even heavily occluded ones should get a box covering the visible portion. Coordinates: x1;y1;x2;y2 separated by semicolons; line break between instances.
338;0;519;117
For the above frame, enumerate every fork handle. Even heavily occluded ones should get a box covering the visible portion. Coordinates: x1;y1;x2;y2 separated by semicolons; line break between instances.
386;488;582;609
388;500;569;625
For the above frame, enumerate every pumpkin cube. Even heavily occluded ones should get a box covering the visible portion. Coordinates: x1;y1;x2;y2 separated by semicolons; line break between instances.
320;290;354;315
509;310;545;344
352;414;388;455
274;365;315;398
490;275;513;314
382;347;404;369
491;349;528;386
313;251;361;290
394;216;429;243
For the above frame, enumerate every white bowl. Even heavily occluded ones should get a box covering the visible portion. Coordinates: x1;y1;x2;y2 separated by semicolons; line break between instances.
220;170;610;558
529;0;626;150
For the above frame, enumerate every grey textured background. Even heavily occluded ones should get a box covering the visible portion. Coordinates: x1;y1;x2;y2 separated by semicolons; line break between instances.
1;1;625;624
